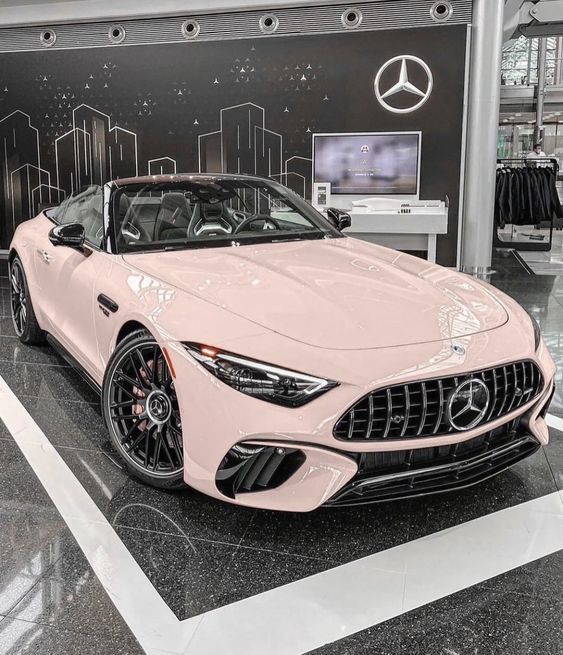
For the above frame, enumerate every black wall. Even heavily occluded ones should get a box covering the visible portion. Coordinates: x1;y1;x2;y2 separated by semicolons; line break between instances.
0;24;467;264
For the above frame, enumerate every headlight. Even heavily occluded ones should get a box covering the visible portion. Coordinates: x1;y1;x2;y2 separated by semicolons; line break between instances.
525;310;542;351
183;343;338;407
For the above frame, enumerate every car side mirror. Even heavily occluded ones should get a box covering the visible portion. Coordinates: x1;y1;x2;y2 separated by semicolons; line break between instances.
326;207;352;231
48;223;85;249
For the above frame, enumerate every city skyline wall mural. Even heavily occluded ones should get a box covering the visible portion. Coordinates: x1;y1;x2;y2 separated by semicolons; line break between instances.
0;25;467;264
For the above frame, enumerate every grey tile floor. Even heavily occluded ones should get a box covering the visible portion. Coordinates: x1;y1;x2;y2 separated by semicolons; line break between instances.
0;253;562;654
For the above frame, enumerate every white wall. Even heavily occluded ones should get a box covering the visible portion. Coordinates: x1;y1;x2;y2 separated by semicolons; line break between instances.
0;0;346;27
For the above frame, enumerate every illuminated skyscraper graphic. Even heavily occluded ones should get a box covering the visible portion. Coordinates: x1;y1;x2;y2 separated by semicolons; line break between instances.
0;99;312;251
198;103;282;180
32;184;66;213
109;126;138;180
56;104;138;195
283;156;313;199
73;104;110;186
0;110;53;247
55;126;91;193
255;126;283;180
148;157;177;175
198;103;314;200
11;163;50;227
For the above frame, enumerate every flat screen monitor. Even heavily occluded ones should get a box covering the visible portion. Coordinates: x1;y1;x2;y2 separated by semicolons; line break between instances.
313;132;421;196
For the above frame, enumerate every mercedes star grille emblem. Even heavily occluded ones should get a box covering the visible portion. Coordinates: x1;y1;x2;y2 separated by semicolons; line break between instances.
447;378;490;431
374;55;433;114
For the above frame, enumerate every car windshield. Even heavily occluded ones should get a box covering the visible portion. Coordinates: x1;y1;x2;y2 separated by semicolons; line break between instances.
112;177;341;253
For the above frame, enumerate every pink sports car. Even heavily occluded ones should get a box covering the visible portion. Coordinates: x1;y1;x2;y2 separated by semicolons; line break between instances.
9;174;555;511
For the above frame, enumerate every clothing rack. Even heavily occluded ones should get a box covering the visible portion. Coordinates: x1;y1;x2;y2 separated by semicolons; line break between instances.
494;157;560;253
497;157;559;167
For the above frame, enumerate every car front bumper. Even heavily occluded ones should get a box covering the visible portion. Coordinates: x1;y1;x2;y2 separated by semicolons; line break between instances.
165;333;556;512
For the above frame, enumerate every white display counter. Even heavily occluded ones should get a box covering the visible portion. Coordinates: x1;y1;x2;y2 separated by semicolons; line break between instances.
319;198;449;263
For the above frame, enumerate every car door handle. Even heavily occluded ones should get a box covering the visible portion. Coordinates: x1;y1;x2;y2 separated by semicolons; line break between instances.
37;249;54;263
97;294;119;313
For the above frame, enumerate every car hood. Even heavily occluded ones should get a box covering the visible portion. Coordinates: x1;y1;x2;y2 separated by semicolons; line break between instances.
123;238;509;350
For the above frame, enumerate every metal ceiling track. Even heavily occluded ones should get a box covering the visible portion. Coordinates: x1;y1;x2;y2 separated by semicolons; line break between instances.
0;1;472;53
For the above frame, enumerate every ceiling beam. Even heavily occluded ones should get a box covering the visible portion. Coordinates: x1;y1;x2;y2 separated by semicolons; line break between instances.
504;0;530;41
505;0;563;40
0;0;346;27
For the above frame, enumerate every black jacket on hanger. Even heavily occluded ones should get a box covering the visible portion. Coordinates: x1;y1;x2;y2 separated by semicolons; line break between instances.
494;161;561;226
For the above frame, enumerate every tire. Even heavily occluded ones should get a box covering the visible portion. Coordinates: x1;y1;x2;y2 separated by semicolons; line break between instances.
102;329;186;490
10;255;46;345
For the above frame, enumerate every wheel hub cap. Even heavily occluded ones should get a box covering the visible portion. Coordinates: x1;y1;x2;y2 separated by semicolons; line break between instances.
145;390;172;424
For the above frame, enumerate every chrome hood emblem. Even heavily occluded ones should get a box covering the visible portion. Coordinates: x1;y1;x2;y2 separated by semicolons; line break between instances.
447;378;490;431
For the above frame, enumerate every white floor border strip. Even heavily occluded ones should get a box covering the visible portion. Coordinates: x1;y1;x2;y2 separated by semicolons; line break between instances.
0;375;201;655
0;373;562;655
546;412;563;433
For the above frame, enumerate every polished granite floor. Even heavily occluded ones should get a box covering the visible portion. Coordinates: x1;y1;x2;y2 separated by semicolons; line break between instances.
0;255;561;654
499;226;563;275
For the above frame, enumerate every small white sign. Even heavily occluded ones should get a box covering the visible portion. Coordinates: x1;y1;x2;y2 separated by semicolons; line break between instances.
313;182;331;208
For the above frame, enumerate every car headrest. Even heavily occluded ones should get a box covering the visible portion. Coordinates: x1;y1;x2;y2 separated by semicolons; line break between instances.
202;203;223;219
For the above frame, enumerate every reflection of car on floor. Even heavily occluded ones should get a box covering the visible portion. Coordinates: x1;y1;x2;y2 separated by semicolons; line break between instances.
8;173;556;511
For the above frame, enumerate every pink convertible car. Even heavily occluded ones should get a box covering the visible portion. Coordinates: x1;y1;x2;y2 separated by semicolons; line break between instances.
9;174;555;511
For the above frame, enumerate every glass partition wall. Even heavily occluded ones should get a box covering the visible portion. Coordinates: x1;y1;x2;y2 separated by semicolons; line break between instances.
501;35;562;87
498;120;563;159
497;36;563;252
499;35;563;159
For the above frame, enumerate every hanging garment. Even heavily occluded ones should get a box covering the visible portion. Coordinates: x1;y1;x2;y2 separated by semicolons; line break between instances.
494;163;561;226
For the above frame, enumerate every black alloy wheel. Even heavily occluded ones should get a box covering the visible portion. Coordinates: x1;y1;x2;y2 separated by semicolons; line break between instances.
103;330;185;489
10;259;27;337
9;255;45;344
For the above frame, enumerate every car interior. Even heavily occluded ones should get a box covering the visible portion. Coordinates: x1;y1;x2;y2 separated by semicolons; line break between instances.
114;185;319;250
45;182;331;253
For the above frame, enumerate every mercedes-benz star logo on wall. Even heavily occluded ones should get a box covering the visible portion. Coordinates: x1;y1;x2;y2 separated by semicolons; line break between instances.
447;379;490;431
374;55;433;114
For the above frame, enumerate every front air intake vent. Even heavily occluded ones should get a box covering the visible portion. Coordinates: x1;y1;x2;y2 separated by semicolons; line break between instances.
216;444;305;497
327;421;540;506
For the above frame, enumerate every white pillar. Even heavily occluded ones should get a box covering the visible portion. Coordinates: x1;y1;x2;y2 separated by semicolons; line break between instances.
535;37;548;145
460;0;505;276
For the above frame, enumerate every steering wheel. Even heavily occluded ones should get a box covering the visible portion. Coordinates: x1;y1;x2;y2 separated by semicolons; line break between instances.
234;214;282;234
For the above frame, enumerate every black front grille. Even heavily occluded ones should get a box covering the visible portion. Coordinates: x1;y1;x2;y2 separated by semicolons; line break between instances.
334;360;543;442
326;420;540;506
